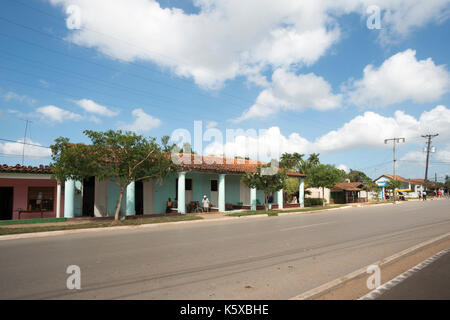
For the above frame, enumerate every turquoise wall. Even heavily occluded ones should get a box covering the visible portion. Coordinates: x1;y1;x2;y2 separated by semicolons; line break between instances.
107;182;127;217
153;174;177;214
225;175;241;205
256;190;265;204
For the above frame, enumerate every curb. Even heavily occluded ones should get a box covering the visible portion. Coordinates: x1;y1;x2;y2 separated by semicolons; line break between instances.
289;231;450;300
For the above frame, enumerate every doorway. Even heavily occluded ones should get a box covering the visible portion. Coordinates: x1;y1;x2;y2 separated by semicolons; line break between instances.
0;187;13;220
82;177;95;217
135;181;143;215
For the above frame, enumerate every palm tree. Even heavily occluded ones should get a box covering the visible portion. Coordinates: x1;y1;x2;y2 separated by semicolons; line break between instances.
308;153;320;167
280;152;304;172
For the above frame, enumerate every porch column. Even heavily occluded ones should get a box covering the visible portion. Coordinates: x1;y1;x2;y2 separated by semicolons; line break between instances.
299;178;305;208
56;181;62;218
126;181;135;216
64;179;75;218
382;186;385;200
277;189;283;209
178;172;186;214
218;174;226;212
250;188;257;211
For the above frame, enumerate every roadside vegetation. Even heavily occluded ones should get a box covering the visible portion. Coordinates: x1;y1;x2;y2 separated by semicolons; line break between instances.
0;215;203;236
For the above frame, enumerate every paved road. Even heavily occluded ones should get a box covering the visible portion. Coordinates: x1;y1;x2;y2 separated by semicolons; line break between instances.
376;249;450;300
0;200;449;299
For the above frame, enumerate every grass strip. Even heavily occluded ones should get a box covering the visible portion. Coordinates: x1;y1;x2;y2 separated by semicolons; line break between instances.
0;218;67;226
0;215;202;236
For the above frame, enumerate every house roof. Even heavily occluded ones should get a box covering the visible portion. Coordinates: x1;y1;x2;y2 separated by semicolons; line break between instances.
174;154;306;177
331;182;364;192
1;155;306;178
374;174;410;183
0;164;52;174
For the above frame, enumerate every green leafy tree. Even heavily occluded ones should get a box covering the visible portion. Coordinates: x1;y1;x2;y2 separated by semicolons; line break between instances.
51;130;178;220
241;163;287;210
306;164;345;205
386;179;402;201
445;175;450;185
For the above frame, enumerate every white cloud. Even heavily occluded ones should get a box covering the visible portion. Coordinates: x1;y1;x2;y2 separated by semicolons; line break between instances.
74;99;119;117
206;121;218;129
205;105;450;161
3;91;36;105
36;105;83;123
0;139;52;158
234;69;342;122
118;108;161;133
347;49;450;107
337;164;350;173
47;1;450;89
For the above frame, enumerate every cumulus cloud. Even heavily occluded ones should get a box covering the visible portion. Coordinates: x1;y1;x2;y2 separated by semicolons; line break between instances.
74;99;119;117
118;108;161;133
48;0;450;89
347;49;450;107
337;164;350;173
205;105;450;162
36;105;83;123
234;69;342;122
0;138;52;158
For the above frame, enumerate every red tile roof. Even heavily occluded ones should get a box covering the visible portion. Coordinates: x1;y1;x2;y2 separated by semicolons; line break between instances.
173;154;306;177
331;182;363;192
0;164;52;174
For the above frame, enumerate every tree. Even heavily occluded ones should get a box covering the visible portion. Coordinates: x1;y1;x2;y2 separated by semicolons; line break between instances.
445;175;450;186
307;153;320;167
241;163;287;210
280;152;304;172
306;164;345;205
386;179;401;201
51;130;178;220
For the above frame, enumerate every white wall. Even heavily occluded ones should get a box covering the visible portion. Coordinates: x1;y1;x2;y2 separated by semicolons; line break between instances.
143;180;154;214
94;179;108;217
306;187;330;203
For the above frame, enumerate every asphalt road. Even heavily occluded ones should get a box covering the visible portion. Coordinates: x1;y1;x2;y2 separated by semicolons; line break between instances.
376;249;450;300
0;199;449;299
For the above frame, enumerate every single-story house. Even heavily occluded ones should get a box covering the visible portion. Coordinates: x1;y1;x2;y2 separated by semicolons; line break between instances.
373;174;424;199
0;156;306;220
0;164;65;220
330;182;365;204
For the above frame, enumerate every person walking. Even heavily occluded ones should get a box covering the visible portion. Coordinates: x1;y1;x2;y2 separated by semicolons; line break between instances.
422;191;427;201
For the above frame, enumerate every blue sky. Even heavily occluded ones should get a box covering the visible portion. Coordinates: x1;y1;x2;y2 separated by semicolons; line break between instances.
1;0;450;181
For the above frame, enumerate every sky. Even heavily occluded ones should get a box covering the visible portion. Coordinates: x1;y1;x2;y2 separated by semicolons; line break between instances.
0;0;450;181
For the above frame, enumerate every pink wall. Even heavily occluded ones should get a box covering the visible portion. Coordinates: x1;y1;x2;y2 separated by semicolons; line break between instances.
0;178;65;220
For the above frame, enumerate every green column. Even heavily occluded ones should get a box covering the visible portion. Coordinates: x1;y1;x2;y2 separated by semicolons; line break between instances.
126;181;135;216
64;179;75;218
299;178;305;208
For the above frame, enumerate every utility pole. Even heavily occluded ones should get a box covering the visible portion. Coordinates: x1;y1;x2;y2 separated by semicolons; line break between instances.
422;134;438;191
385;137;405;201
20;119;32;166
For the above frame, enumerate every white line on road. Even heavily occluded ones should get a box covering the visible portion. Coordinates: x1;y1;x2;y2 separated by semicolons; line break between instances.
358;247;450;300
280;222;335;232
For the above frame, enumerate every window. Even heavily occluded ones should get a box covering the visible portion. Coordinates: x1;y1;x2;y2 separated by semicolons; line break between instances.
28;187;54;211
211;180;218;191
185;179;192;191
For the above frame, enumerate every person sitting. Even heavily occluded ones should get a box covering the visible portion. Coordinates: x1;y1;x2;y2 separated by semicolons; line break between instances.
166;198;173;213
202;195;210;212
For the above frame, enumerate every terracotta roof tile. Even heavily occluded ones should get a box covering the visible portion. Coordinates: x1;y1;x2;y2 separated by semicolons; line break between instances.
0;164;52;174
331;182;363;192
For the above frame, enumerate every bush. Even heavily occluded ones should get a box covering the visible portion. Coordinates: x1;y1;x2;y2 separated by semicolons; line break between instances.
305;198;324;207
